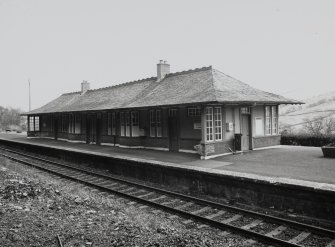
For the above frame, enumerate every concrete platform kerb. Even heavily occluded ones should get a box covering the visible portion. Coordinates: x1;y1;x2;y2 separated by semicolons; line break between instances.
0;136;334;194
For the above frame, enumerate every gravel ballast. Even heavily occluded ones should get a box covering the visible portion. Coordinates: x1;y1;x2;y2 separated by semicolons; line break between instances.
0;157;266;247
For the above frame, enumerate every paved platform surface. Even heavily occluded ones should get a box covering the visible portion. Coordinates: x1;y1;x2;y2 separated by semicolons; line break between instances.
0;133;334;188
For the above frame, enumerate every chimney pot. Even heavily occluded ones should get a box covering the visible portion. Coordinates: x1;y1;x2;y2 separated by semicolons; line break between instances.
157;60;170;81
81;80;90;94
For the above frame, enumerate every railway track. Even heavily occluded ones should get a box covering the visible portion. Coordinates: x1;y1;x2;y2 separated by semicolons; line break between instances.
0;146;334;247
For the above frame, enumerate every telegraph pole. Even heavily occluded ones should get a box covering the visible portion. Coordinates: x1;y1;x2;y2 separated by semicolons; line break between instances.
28;79;31;111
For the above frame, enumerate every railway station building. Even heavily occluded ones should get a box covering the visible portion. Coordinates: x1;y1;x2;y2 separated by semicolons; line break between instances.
25;61;300;159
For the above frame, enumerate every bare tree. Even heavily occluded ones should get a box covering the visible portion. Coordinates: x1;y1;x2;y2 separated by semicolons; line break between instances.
303;115;335;136
324;116;335;135
304;116;324;135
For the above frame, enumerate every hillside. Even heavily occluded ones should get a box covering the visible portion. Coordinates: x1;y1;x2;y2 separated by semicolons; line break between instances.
279;90;335;131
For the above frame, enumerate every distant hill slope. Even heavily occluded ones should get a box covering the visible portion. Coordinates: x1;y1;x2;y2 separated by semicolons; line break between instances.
279;90;335;130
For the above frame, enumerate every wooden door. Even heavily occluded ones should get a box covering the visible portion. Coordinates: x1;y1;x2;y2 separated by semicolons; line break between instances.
241;115;251;150
168;109;179;152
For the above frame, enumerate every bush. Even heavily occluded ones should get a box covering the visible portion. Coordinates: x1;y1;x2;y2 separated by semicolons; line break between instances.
281;134;335;147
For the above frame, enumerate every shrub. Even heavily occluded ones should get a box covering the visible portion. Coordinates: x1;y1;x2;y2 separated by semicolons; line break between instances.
281;134;335;147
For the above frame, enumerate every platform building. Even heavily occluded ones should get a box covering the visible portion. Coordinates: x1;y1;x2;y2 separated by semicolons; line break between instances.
25;61;301;159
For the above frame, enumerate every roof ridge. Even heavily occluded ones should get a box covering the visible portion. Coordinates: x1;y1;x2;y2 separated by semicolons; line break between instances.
62;91;81;96
61;76;157;95
88;76;157;92
165;66;212;78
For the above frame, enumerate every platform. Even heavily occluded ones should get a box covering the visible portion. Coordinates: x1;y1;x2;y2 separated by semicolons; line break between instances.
0;133;334;191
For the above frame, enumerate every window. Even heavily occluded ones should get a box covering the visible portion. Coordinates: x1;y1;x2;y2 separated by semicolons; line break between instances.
125;112;130;137
265;106;271;135
34;116;40;131
205;107;213;141
29;116;34;131
75;114;81;134
272;106;278;134
112;112;116;135
150;109;162;137
131;111;139;137
205;107;223;142
120;112;125;136
69;114;75;134
214;107;222;140
241;107;251;114
188;107;201;117
169;109;177;117
119;111;140;137
156;110;162;137
265;106;278;135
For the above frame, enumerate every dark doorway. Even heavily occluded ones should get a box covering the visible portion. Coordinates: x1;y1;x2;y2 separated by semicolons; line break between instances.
86;115;96;144
168;108;179;152
241;114;251;150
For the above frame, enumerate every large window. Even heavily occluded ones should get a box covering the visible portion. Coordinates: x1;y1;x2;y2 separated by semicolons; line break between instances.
34;117;40;131
156;110;162;137
265;106;278;135
125;112;130;137
120;111;140;137
205;107;213;141
206;107;223;142
272;106;278;134
150;110;156;137
68;114;75;134
131;111;139;137
150;109;162;137
75;114;81;134
120;112;125;136
29;116;34;131
214;107;222;140
265;106;271;135
28;116;39;131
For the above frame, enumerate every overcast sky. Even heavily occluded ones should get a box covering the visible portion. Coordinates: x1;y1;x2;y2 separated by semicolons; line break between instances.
0;0;334;111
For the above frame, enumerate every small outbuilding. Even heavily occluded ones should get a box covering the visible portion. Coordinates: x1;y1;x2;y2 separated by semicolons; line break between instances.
25;61;301;159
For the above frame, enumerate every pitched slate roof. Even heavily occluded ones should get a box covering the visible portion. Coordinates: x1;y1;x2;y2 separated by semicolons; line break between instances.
26;66;301;115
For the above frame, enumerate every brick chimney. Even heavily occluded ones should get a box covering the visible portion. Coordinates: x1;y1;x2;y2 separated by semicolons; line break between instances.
157;60;170;81
81;80;90;94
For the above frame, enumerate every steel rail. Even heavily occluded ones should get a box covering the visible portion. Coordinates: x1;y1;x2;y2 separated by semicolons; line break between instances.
0;152;302;247
0;146;333;239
